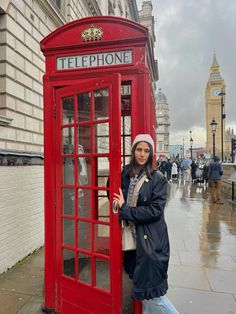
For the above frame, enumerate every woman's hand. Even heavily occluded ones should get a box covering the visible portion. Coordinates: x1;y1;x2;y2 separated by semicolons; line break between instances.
113;188;125;208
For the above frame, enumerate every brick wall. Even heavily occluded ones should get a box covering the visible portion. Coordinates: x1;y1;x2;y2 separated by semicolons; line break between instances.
0;0;47;152
0;165;44;273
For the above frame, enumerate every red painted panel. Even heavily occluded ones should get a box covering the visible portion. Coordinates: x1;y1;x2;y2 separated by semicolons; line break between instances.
61;301;111;314
41;16;148;52
61;278;112;314
42;16;158;314
53;75;122;313
43;79;56;310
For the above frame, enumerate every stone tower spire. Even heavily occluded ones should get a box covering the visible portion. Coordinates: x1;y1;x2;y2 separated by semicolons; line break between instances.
208;52;223;82
211;51;218;66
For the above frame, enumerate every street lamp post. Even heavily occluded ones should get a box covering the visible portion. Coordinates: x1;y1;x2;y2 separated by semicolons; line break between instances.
180;145;183;160
189;130;193;160
210;117;217;158
218;89;226;161
190;137;193;160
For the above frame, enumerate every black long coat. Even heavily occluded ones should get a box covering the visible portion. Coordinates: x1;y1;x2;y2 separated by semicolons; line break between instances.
119;165;170;300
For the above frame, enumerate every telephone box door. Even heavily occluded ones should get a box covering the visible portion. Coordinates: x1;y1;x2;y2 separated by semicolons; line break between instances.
55;75;122;313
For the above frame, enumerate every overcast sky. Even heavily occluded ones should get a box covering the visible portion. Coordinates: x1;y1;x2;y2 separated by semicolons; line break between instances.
137;0;236;148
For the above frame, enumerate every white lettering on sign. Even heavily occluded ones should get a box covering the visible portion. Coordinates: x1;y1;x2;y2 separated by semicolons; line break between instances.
57;50;132;70
121;85;131;95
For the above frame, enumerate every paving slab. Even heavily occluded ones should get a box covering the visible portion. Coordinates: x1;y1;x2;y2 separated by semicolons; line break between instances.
167;286;236;314
0;261;44;296
16;296;44;314
0;290;32;314
206;268;236;294
179;250;236;271
168;264;211;291
0;248;44;314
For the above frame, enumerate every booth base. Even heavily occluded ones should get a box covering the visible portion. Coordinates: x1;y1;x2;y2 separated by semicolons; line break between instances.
42;306;58;314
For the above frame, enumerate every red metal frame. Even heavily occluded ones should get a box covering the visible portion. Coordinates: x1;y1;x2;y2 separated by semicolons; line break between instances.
41;16;158;314
55;76;121;313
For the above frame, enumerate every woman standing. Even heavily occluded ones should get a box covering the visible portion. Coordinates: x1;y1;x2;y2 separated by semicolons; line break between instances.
114;134;179;314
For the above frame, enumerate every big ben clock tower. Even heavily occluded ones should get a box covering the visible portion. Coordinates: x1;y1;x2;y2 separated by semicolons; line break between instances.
205;53;225;156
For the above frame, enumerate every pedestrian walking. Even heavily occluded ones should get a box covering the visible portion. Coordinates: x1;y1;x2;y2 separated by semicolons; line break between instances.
191;160;197;184
159;159;167;176
171;160;178;180
166;159;172;182
208;155;224;204
181;158;191;183
202;162;209;186
114;134;179;314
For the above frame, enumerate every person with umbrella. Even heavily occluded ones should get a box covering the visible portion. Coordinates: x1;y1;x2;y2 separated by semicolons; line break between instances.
181;158;192;183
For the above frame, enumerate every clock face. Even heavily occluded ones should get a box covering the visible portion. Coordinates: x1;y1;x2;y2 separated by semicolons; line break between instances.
212;88;221;96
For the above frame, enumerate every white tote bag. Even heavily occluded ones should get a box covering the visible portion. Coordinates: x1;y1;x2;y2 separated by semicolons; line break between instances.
122;175;147;251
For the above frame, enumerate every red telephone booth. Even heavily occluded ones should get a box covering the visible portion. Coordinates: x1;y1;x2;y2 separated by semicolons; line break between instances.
41;16;158;314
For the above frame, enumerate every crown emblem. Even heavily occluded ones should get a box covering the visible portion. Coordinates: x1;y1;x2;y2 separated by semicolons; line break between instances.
81;24;103;41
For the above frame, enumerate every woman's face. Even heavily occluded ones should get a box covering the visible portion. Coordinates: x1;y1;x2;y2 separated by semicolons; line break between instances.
134;142;150;166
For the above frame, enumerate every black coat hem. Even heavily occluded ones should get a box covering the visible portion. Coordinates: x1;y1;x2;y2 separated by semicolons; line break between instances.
132;279;168;300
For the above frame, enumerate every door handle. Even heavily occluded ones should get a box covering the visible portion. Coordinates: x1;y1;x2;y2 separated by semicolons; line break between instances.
112;199;119;214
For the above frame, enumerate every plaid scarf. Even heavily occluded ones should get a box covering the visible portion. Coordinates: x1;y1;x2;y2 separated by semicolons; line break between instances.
123;170;146;237
127;170;146;206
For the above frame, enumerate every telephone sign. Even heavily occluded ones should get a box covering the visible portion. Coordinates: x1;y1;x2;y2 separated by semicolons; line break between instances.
57;50;132;70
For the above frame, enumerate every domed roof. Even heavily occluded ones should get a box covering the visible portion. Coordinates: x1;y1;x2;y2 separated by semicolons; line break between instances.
156;88;167;102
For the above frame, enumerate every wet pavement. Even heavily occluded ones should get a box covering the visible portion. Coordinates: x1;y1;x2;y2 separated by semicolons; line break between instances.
166;180;236;314
0;180;236;314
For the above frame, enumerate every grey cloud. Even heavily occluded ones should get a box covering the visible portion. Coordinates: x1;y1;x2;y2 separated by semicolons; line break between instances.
138;0;236;137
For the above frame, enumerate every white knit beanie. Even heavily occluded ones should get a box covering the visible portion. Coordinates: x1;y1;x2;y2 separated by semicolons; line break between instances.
132;134;154;151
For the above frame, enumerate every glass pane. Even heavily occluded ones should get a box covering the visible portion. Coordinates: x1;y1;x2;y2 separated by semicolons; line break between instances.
78;125;91;153
63;249;75;278
95;258;110;291
96;157;109;187
63;188;74;216
78;221;91;251
63;158;74;185
94;123;109;153
63;127;74;154
77;92;91;122
78;253;92;285
78;189;92;218
78;156;91;186
125;156;131;166
124;116;131;134
62;96;74;124
63;218;74;246
94;224;110;256
94;88;109;120
121;97;131;116
97;193;110;223
124;136;131;155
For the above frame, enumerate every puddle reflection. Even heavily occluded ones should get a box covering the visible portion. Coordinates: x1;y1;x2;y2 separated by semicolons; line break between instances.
166;181;236;269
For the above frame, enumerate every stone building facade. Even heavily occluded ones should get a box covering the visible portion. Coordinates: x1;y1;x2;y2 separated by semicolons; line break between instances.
155;88;170;158
138;1;155;47
0;0;141;273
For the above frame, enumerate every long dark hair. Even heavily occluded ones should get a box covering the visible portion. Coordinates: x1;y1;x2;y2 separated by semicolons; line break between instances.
129;142;154;178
